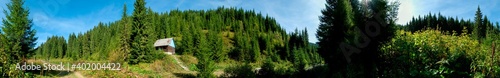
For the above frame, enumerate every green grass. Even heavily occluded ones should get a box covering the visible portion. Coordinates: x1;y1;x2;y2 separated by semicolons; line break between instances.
29;54;204;77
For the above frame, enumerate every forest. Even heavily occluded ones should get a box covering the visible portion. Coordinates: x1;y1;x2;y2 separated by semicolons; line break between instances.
1;0;500;77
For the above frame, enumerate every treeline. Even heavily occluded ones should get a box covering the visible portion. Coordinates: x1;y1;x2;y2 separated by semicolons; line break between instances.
36;36;66;59
404;13;474;34
33;0;322;77
403;11;500;38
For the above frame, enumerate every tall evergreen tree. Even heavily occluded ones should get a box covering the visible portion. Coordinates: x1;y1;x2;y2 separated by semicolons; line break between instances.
474;6;483;40
316;0;354;73
316;0;396;77
67;33;77;59
1;0;37;60
483;16;496;37
129;0;153;64
196;33;216;78
1;0;36;76
117;3;131;62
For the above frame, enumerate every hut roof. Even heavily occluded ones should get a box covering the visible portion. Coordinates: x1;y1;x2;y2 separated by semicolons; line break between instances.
154;38;175;47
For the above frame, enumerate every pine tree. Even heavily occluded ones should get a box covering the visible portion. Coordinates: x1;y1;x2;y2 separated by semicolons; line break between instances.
196;33;215;78
252;37;260;62
1;0;37;61
211;31;225;62
483;16;493;36
129;0;153;64
474;6;483;40
67;33;77;59
316;0;354;72
496;22;500;34
0;0;36;76
81;33;91;59
116;3;131;62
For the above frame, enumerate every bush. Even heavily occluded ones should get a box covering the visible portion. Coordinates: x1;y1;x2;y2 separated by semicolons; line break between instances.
380;29;499;77
108;48;126;63
381;30;479;77
180;55;198;66
152;50;167;60
222;63;255;78
257;60;297;78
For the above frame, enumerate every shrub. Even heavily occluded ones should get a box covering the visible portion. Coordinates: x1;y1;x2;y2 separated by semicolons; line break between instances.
380;29;492;77
222;63;255;78
257;60;297;78
108;48;126;63
180;55;198;66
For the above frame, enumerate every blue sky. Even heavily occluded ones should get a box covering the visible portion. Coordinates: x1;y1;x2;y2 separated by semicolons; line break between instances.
0;0;499;47
397;0;500;25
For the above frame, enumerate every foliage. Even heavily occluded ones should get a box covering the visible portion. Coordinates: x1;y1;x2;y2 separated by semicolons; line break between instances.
222;63;256;78
36;36;66;59
404;6;500;40
473;6;485;40
34;3;321;66
404;13;474;35
0;0;37;77
381;28;500;77
180;55;198;69
128;0;155;64
196;32;216;78
257;60;297;78
31;4;321;77
315;0;396;77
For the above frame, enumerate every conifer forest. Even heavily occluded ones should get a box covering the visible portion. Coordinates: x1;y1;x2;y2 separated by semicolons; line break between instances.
1;0;500;77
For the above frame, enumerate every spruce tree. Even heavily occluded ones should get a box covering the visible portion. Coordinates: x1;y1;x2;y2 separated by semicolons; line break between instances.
316;0;354;72
117;3;131;62
0;0;36;76
1;0;37;61
67;33;76;59
129;0;153;64
474;6;483;40
196;33;215;78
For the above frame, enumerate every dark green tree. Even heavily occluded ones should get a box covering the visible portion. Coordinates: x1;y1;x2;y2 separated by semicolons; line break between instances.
316;0;354;74
0;0;36;76
1;0;37;60
129;0;153;64
196;32;216;78
116;4;131;62
474;6;484;40
67;33;76;59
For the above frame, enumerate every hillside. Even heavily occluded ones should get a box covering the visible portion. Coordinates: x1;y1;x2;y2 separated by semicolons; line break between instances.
32;3;322;78
2;0;500;77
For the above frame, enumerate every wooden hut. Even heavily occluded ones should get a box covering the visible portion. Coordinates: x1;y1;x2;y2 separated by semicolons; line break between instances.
154;38;176;55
